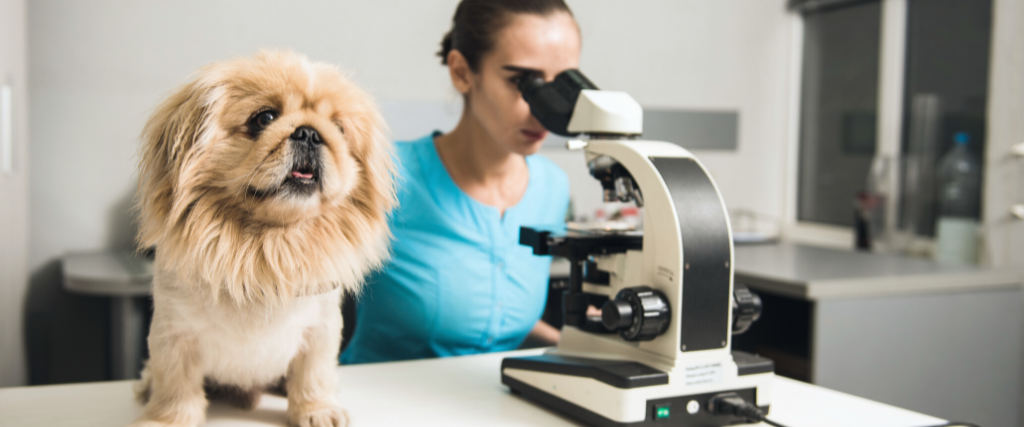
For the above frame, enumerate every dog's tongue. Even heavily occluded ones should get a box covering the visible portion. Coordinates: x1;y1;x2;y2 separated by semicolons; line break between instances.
291;171;314;180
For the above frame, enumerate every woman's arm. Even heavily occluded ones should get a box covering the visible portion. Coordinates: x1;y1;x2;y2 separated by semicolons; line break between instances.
527;306;603;346
527;320;561;346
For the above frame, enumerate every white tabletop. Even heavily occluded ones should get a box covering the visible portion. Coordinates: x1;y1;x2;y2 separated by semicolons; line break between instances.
0;349;947;427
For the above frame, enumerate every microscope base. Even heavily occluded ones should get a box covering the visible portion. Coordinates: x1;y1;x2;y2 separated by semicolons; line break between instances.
505;376;766;427
502;353;772;426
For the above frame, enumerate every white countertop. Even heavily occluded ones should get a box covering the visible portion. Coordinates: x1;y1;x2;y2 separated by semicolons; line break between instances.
734;243;1021;299
552;243;1023;300
0;348;946;427
69;243;1021;301
61;250;153;296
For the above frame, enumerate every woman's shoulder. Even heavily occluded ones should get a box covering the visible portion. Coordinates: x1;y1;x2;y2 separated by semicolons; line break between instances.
393;133;436;171
391;132;446;188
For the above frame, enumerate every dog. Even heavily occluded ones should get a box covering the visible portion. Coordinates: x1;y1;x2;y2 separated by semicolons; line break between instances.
130;51;396;427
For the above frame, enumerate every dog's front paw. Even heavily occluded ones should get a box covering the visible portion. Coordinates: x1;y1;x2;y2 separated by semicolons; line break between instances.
289;402;349;427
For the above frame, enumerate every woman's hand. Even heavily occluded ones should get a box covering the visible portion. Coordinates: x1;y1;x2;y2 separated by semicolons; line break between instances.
527;306;603;346
527;320;561;346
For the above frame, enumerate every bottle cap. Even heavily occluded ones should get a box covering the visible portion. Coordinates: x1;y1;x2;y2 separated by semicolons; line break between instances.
955;132;970;145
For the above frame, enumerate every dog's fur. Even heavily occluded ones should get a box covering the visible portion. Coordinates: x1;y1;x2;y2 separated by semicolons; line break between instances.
130;51;396;427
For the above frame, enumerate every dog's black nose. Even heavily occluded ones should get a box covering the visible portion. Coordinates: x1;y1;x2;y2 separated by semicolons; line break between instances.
290;126;322;145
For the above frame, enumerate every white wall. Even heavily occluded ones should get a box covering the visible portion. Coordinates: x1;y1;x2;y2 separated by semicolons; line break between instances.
28;0;461;270
28;0;792;271
574;1;792;226
24;0;793;382
548;1;793;225
0;0;30;387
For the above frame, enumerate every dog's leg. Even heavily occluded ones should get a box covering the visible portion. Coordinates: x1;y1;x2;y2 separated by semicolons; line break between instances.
286;312;347;427
135;361;153;403
203;378;263;410
267;376;288;397
129;334;206;427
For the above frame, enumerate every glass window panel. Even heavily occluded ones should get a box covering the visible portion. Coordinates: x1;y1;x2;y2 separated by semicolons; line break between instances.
899;0;991;236
797;1;882;227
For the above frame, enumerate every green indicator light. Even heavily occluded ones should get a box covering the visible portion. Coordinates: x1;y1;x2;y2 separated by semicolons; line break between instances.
656;407;670;419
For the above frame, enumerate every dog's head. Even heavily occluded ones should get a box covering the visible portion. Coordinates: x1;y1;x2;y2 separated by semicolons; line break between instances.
137;51;396;304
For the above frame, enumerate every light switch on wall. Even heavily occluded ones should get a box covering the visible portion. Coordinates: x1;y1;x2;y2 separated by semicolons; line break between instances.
1;84;11;176
1012;141;1024;157
1012;204;1024;220
1013;143;1024;220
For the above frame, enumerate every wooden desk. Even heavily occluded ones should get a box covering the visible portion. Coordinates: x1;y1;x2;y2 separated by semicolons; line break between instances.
0;349;948;427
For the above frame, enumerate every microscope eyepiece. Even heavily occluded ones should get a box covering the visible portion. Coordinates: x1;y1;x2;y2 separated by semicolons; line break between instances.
516;72;546;94
517;69;598;137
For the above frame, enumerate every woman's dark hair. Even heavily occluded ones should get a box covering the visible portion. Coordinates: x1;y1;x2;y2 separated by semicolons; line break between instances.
439;0;574;71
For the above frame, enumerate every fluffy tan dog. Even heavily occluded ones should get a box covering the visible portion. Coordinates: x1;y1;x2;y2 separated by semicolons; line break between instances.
130;51;396;427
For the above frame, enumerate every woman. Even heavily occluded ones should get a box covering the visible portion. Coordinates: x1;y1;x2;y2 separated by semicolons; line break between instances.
341;0;578;364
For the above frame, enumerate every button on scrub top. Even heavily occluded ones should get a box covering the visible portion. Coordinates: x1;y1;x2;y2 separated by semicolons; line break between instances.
341;133;570;364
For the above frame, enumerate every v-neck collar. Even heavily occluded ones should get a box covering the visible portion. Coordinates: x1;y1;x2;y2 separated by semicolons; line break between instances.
423;132;535;224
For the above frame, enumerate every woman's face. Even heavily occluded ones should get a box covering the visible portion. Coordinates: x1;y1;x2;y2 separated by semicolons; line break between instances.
461;12;581;156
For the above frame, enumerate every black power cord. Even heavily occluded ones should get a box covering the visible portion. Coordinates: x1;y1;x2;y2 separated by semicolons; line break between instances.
707;393;980;427
708;393;788;427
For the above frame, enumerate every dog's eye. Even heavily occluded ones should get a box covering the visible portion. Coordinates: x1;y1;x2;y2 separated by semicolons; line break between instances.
256;111;277;128
249;110;279;134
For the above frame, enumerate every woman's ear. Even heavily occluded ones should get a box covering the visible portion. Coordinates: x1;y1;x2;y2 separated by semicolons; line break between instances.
447;50;473;95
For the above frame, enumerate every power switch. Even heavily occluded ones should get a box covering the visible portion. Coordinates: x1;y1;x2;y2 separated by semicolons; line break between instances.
654;403;670;419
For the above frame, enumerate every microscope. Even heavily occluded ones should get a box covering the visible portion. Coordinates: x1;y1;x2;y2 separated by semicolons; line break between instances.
501;70;773;426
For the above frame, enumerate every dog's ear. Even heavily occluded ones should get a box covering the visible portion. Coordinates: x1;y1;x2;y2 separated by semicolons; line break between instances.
135;76;215;250
338;97;398;230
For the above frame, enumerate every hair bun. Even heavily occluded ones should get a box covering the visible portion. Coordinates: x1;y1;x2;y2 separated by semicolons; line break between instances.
438;31;454;65
437;0;573;71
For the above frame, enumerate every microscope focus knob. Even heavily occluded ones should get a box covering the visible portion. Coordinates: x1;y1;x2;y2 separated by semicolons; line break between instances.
731;283;763;335
601;300;634;330
601;286;671;341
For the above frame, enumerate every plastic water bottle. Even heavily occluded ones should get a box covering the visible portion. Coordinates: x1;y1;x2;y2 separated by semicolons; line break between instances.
934;132;981;264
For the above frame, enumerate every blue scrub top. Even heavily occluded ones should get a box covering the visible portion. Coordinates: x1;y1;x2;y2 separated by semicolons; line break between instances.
341;132;570;364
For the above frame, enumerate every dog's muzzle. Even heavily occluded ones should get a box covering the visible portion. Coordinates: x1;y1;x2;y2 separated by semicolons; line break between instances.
283;126;323;196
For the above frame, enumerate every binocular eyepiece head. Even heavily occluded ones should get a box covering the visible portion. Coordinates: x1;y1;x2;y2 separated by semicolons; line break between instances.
516;69;598;137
